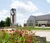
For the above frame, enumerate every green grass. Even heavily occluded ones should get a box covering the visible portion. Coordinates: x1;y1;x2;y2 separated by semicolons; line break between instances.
16;26;50;30
47;42;50;43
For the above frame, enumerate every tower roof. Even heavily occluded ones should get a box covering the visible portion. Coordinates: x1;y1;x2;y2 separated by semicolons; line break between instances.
11;8;16;11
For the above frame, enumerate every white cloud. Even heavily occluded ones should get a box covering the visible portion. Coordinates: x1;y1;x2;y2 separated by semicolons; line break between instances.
10;1;38;12
12;0;16;2
46;0;50;3
17;13;23;18
0;9;9;21
47;11;50;14
32;12;44;16
32;11;50;16
10;1;38;26
0;9;8;15
12;0;14;2
10;0;39;26
16;12;29;27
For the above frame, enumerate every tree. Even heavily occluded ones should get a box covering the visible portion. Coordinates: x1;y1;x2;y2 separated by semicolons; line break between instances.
0;20;5;27
5;17;11;26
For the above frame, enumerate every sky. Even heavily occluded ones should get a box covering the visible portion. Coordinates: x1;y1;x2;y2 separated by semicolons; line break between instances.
0;0;50;26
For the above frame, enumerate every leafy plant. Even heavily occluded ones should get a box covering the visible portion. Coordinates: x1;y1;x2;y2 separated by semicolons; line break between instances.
0;30;39;43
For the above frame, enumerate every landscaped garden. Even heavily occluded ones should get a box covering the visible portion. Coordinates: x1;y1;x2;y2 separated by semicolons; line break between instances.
0;29;40;43
0;26;50;43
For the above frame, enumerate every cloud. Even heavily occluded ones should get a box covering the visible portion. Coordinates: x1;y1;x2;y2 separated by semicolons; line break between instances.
46;0;50;3
47;11;50;14
0;9;9;21
32;12;44;16
10;0;38;26
12;0;16;2
10;1;38;12
32;11;50;16
12;0;14;2
16;12;29;27
0;9;8;15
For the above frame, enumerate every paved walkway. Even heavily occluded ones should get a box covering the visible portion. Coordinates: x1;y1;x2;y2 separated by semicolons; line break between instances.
31;30;50;41
35;26;50;28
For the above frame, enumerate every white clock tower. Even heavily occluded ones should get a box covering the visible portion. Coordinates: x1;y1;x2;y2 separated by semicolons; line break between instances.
10;8;16;25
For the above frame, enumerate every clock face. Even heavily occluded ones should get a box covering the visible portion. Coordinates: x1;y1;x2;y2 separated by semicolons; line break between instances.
11;11;14;15
11;9;16;15
12;12;14;15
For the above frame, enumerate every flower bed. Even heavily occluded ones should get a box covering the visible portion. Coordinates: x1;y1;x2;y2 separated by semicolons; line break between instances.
0;29;39;43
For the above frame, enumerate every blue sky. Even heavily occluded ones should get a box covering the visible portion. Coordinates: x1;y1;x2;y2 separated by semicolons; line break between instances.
0;0;50;26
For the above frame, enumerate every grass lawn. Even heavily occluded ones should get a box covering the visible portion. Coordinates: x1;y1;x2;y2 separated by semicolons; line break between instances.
47;42;50;43
16;26;50;30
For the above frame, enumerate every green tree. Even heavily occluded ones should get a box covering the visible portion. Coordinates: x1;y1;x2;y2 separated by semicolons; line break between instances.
5;17;11;26
0;20;5;27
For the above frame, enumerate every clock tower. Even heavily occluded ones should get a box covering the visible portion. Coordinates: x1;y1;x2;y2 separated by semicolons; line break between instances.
10;8;16;25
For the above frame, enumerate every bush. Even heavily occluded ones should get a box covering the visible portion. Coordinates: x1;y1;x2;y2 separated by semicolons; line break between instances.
0;30;39;43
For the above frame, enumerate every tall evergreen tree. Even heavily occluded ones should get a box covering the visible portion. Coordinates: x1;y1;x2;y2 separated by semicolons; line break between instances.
5;17;11;26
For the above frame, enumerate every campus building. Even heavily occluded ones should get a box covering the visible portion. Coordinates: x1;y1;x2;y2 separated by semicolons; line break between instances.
27;14;50;27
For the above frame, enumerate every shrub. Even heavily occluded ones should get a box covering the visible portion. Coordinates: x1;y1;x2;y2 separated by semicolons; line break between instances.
0;30;39;43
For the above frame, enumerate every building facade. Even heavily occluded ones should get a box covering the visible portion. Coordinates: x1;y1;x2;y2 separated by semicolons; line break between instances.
27;14;50;27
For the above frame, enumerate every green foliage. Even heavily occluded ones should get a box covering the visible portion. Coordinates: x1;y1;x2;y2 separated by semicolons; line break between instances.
0;20;5;27
0;30;39;43
0;31;13;43
5;17;11;26
0;17;11;27
47;42;50;43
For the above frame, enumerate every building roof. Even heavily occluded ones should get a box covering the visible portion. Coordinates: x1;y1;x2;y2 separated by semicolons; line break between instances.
28;16;36;20
28;14;50;21
36;14;50;21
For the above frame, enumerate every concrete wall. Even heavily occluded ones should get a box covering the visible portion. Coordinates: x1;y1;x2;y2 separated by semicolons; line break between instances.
36;36;46;43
